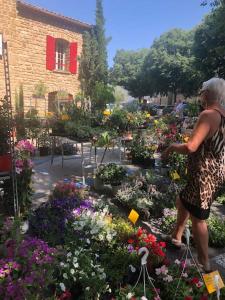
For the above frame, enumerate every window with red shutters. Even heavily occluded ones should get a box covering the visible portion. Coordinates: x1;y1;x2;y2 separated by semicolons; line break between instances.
46;36;78;74
69;42;78;74
46;35;56;71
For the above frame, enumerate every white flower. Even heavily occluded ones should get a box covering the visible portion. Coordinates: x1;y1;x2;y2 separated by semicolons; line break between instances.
67;252;72;257
175;259;181;265
126;292;134;299
86;287;90;291
98;234;104;241
91;272;95;276
73;257;78;263
59;282;66;292
163;275;173;282
141;297;148;300
86;239;90;244
70;269;75;275
60;262;65;267
63;273;68;279
73;263;79;268
182;272;188;278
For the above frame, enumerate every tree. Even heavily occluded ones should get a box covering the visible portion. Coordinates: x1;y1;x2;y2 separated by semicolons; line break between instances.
141;29;200;102
110;49;149;97
79;29;98;99
95;0;109;83
15;85;25;139
193;4;225;79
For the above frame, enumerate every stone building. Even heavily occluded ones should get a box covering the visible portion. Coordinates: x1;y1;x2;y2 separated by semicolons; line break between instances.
0;0;92;116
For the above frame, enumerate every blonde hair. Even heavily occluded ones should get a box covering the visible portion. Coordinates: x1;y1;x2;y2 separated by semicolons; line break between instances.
201;77;225;104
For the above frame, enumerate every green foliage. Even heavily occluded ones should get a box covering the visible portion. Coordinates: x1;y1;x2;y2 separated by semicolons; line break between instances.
142;29;200;100
110;49;148;97
92;82;115;110
185;101;200;117
129;136;155;161
193;4;225;79
79;29;99;99
15;85;26;139
112;218;135;243
25;109;41;139
95;0;109;84
33;81;48;98
65;122;94;142
208;215;225;247
216;194;225;205
96;163;127;186
0;97;10;155
106;109;128;131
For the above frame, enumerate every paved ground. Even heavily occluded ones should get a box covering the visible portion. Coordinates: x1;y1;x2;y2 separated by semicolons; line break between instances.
31;145;225;280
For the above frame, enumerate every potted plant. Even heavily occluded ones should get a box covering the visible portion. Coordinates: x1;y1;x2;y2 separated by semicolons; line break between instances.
95;163;127;193
38;130;50;156
129;137;155;168
0;97;11;172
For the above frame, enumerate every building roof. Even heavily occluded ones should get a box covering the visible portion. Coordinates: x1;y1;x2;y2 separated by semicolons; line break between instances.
17;0;93;30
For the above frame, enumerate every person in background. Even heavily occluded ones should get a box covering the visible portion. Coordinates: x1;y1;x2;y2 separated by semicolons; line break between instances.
163;77;225;273
141;98;148;112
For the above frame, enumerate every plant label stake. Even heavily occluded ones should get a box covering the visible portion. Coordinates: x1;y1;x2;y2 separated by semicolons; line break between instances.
128;209;139;225
203;271;224;296
132;246;161;299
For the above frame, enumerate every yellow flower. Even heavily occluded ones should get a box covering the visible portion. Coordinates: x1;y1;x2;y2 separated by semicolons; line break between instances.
154;119;159;125
61;114;70;121
103;110;111;116
146;113;151;118
46;111;54;118
171;170;180;180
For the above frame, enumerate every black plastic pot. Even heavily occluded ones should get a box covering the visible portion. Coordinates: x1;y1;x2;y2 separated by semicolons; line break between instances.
132;157;155;168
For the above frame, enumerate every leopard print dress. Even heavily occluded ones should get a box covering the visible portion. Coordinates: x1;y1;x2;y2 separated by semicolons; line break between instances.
180;109;225;220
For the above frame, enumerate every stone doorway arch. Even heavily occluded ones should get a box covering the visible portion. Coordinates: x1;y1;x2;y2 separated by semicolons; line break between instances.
48;91;74;113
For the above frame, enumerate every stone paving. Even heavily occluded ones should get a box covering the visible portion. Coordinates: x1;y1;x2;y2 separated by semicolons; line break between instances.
31;145;225;280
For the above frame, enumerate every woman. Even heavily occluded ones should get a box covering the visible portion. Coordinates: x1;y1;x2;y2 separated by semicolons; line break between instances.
163;77;225;272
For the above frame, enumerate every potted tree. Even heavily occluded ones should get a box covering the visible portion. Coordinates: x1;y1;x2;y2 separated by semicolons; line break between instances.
0;97;11;172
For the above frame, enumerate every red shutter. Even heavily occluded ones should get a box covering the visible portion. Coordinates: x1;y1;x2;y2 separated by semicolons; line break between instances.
69;42;78;74
46;35;56;71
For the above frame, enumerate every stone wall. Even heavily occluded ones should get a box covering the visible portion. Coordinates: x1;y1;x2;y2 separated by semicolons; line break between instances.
0;0;87;116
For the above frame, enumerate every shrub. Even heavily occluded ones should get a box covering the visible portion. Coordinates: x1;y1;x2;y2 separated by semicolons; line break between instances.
208;215;225;247
96;163;127;186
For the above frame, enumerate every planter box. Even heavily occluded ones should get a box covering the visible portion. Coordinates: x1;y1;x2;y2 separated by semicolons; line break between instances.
0;154;12;172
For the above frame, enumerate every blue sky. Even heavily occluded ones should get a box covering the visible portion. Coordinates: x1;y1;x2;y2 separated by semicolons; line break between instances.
25;0;210;67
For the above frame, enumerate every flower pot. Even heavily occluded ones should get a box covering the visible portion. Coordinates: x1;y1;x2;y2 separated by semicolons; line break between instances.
111;184;121;195
94;177;104;191
0;154;12;172
39;146;49;156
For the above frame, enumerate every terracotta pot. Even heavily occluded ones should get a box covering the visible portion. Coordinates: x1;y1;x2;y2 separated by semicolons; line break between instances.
0;154;12;172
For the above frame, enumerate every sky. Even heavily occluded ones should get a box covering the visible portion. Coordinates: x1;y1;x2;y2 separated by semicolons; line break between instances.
25;0;211;67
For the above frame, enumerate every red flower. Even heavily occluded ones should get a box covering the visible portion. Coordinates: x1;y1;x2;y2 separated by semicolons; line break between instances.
58;290;72;300
137;227;143;237
158;241;166;248
128;239;134;244
191;277;199;284
184;297;193;300
147;234;157;243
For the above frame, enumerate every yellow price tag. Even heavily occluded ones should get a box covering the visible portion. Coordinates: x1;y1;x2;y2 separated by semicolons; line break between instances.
171;170;180;180
203;271;224;294
184;136;189;142
128;209;139;225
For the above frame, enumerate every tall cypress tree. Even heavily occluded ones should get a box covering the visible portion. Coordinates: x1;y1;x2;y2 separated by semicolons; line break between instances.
95;0;108;84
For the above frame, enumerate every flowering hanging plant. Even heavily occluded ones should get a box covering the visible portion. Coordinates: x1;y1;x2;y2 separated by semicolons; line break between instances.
127;227;166;266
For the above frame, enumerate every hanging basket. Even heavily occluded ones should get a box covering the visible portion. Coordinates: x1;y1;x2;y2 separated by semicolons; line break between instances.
0;154;12;172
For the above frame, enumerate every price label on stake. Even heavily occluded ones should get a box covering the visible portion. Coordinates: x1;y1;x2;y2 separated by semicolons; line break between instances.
203;271;224;294
128;209;139;225
171;170;180;180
